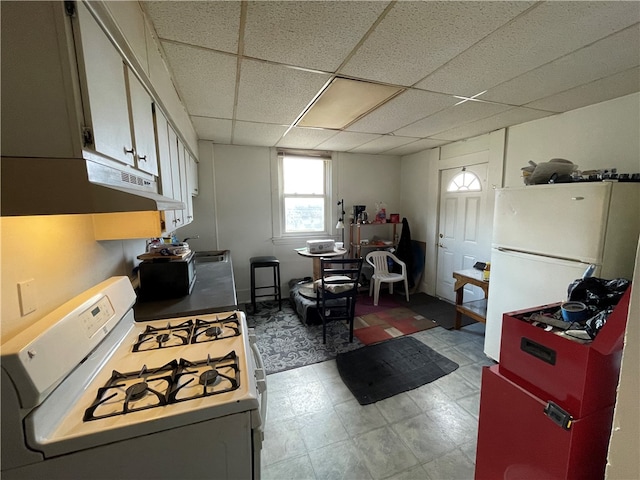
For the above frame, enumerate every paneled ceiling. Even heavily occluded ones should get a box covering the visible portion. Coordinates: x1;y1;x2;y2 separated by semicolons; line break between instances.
142;1;640;156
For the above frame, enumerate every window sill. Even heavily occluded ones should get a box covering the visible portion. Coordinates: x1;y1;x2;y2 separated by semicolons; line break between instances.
272;234;338;246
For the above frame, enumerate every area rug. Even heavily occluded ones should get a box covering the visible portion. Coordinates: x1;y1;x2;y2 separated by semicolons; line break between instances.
245;300;362;375
353;292;438;345
336;336;459;405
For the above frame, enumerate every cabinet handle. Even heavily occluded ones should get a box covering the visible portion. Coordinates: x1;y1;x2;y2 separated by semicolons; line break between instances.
124;147;135;155
138;155;147;162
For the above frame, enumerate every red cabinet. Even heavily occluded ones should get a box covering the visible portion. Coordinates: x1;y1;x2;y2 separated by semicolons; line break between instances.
475;287;631;480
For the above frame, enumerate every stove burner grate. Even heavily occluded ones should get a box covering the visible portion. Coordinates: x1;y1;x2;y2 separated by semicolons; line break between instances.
83;352;241;421
168;351;240;403
83;361;177;421
133;320;193;352
131;313;241;352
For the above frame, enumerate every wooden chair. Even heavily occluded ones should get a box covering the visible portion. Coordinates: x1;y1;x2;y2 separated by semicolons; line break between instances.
365;250;409;306
315;257;363;344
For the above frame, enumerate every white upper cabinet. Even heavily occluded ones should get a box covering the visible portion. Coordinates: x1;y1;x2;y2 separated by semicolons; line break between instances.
76;2;158;176
126;69;158;176
76;2;134;166
168;126;186;229
188;155;199;197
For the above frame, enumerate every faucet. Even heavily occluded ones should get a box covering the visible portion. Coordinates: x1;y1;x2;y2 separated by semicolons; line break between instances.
183;235;200;243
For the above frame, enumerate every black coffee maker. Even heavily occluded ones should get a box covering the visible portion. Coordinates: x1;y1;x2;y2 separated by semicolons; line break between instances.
353;205;366;223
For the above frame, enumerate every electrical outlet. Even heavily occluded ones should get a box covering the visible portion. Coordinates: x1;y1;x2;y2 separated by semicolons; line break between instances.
18;279;37;316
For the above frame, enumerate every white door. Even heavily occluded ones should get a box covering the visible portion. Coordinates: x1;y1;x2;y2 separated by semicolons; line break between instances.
436;164;491;302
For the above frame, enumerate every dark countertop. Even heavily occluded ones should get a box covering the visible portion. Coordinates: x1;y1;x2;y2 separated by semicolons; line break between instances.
134;252;238;321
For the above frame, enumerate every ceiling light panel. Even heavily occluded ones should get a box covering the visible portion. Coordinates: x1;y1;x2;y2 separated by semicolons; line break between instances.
297;78;402;129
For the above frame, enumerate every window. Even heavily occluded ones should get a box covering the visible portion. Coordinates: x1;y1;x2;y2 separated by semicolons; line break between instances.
447;170;481;192
281;153;329;234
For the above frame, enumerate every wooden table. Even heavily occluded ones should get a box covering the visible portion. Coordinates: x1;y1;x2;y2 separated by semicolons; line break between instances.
295;247;347;280
452;268;489;330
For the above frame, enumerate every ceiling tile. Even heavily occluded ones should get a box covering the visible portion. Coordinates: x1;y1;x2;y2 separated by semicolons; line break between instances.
244;1;389;71
394;101;510;138
315;131;381;151
233;121;288;147
525;66;640;113
484;25;640;106
144;1;240;53
382;138;448;156
431;107;555;142
236;59;330;124
340;1;534;86
191;117;232;144
275;127;338;150
161;42;236;118
348;135;416;154
346;89;454;134
417;2;640;96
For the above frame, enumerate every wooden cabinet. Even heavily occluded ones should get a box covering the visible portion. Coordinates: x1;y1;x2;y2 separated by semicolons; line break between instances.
349;222;401;258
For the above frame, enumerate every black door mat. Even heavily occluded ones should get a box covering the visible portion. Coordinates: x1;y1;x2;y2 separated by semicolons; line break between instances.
407;293;476;330
336;336;459;405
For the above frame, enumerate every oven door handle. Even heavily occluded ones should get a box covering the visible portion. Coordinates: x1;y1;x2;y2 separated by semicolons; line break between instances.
249;328;267;431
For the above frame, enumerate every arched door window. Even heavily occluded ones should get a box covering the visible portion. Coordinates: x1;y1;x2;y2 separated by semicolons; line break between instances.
447;170;481;192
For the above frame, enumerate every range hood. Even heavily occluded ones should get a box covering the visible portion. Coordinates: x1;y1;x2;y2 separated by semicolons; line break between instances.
1;157;185;216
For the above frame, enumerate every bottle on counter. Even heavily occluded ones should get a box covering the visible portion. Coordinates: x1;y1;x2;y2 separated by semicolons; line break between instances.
483;262;491;281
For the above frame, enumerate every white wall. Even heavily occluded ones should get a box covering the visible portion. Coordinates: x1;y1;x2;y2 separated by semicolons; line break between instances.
606;241;640;479
188;145;402;303
0;216;144;341
505;92;640;187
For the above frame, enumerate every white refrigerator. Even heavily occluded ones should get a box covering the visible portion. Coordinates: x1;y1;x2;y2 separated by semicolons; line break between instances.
484;181;639;361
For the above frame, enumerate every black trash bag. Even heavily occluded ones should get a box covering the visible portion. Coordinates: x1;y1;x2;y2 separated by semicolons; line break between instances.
585;307;615;339
567;277;630;338
567;277;630;309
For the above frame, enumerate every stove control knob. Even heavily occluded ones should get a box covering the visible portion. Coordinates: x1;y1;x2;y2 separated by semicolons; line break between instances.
27;350;36;359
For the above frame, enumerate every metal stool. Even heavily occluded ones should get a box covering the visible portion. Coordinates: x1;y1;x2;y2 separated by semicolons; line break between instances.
250;256;281;313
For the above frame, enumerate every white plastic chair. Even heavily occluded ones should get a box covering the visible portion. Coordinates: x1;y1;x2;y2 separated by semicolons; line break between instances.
365;251;409;306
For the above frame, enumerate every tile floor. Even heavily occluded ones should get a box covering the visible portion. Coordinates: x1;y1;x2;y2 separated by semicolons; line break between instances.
261;322;495;480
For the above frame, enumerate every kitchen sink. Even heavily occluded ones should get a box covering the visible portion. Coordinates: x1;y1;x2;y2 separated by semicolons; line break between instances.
193;250;229;263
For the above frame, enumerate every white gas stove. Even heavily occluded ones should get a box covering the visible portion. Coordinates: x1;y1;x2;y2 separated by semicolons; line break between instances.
1;277;266;479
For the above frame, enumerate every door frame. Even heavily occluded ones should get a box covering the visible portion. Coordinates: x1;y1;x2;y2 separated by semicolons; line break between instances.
426;129;506;299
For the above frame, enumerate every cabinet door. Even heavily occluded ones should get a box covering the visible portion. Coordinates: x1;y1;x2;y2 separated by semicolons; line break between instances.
76;2;133;166
178;142;193;225
127;68;158;176
167;126;184;229
188;154;199;196
155;108;176;230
